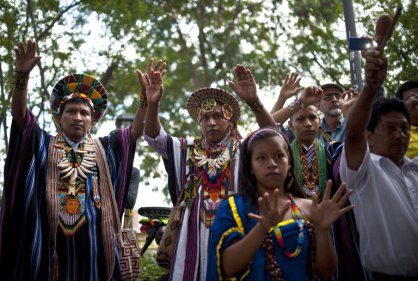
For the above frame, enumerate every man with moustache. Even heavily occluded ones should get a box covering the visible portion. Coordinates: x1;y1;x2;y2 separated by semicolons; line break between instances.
341;45;418;279
317;83;347;146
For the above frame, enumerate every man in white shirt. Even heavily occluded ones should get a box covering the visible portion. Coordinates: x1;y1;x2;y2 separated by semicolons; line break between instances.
340;46;418;280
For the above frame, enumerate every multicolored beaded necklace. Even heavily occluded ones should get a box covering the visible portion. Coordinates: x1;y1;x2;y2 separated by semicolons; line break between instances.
291;140;327;198
54;131;100;236
273;194;305;258
191;138;232;227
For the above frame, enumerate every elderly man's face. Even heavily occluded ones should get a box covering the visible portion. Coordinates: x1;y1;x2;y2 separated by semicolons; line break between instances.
319;86;343;117
58;101;92;143
199;104;231;146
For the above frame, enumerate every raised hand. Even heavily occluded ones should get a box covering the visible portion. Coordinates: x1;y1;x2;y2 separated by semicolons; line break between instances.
145;70;164;105
136;58;166;94
362;48;388;90
300;86;323;107
248;189;291;233
280;73;302;100
228;64;258;103
14;39;41;73
340;88;360;118
310;180;354;230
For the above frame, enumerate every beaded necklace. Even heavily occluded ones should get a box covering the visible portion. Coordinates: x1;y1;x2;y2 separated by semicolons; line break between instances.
192;138;232;228
291;140;327;198
263;219;318;281
273;194;304;257
54;132;99;202
193;138;230;169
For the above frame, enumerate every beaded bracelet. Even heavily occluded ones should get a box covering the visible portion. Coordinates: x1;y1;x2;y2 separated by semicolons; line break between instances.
14;72;30;89
247;97;263;112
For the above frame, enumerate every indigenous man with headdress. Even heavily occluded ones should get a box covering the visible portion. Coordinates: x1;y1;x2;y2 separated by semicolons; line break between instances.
0;39;146;281
138;63;276;280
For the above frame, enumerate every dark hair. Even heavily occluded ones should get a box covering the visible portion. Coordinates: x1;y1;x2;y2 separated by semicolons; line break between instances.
58;98;93;116
367;97;410;132
395;80;418;100
238;127;304;206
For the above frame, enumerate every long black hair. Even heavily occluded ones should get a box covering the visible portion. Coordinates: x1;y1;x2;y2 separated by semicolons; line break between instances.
238;126;304;206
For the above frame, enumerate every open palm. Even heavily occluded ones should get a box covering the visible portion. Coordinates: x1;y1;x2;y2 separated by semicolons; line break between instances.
146;71;164;104
310;181;354;230
228;64;257;103
280;73;301;100
14;39;41;73
248;189;291;233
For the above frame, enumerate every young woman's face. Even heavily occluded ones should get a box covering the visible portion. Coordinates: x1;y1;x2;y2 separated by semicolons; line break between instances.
250;136;290;193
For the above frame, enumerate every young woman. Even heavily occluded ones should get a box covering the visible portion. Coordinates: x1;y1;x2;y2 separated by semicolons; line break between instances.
206;127;354;280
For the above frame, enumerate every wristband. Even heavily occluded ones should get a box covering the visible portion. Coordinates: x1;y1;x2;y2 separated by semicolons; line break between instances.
247;97;263;112
14;72;29;90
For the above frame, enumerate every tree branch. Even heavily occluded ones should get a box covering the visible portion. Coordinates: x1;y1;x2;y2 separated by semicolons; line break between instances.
27;0;51;125
310;52;343;87
100;59;120;87
38;0;83;40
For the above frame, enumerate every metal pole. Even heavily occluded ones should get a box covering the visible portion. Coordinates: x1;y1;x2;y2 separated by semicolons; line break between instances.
342;0;364;91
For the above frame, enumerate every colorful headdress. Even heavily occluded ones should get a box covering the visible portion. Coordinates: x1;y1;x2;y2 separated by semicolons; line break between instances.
187;88;241;123
50;74;108;124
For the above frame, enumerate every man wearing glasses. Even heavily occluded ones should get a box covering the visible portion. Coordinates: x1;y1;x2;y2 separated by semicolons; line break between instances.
318;83;356;146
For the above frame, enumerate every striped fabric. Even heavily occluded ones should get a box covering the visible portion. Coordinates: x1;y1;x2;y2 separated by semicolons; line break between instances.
0;111;136;281
166;135;240;281
326;142;371;281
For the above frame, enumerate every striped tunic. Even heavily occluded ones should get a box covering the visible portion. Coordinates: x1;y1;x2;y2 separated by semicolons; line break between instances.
0;111;136;281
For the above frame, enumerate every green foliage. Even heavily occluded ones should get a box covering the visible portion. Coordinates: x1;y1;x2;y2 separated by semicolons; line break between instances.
0;0;417;201
139;252;168;281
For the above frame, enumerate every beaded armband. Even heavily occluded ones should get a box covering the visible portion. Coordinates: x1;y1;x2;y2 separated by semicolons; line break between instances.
14;72;30;90
286;98;303;111
247;97;263;112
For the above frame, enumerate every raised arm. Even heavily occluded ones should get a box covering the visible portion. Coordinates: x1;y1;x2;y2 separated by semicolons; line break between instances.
137;59;166;139
340;88;360;119
272;86;322;124
228;64;275;128
309;181;354;279
12;39;41;132
131;59;166;143
270;72;302;114
344;47;388;170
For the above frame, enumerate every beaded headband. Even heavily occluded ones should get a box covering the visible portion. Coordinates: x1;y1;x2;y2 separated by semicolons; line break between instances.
246;127;285;153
